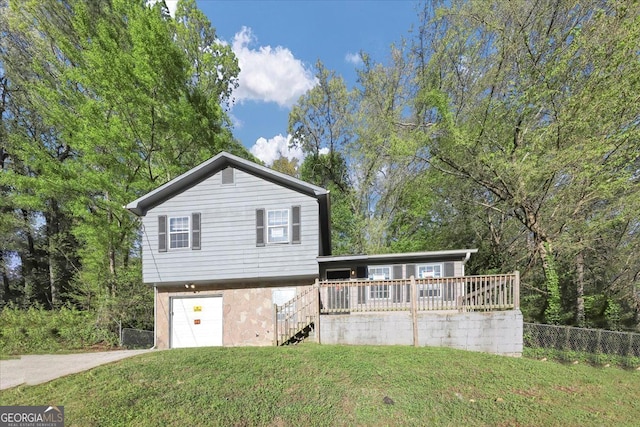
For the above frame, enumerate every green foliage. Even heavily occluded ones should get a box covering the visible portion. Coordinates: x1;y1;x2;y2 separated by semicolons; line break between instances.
543;247;562;324
408;0;640;327
0;0;249;314
604;301;622;332
524;347;640;370
2;345;639;426
0;305;118;355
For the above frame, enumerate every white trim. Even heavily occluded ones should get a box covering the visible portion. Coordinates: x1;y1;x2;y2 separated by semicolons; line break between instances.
318;249;478;264
267;208;290;244
417;263;443;279
367;265;392;300
417;263;444;299
168;216;190;249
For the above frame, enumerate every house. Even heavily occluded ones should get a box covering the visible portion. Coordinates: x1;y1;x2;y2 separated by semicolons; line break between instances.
126;152;523;355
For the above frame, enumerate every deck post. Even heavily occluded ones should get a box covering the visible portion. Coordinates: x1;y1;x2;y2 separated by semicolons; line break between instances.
410;275;418;347
273;303;278;346
315;279;321;344
513;270;520;310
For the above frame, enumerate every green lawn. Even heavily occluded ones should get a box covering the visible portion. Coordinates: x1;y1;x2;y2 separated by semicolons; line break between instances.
1;345;638;426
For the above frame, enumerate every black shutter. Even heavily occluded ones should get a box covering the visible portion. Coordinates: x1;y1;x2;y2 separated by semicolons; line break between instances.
256;209;265;247
158;215;167;252
406;264;416;278
358;286;367;305
356;266;367;304
405;264;415;302
191;213;201;250
392;265;403;302
444;262;455;277
444;279;456;301
444;262;455;301
356;266;368;278
221;167;234;184
291;206;301;244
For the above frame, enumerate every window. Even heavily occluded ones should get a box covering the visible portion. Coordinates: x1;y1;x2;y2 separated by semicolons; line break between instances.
368;266;390;299
169;216;190;249
418;264;442;279
419;283;441;298
267;209;289;243
418;264;443;298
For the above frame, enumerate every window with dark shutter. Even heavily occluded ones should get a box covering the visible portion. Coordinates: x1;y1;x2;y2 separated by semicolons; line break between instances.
191;213;201;250
158;215;167;252
291;206;301;244
221;167;234;184
256;209;265;247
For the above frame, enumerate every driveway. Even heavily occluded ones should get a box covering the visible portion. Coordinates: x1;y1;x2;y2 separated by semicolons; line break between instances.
0;349;153;390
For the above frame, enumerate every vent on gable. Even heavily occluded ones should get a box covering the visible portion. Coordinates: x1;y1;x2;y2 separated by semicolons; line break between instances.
221;167;234;185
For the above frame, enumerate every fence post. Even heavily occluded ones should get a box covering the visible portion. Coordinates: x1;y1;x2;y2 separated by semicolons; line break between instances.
513;270;520;310
273;303;278;346
315;279;321;344
411;275;418;347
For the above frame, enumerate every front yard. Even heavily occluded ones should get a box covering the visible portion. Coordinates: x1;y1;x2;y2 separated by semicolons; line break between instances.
1;344;638;426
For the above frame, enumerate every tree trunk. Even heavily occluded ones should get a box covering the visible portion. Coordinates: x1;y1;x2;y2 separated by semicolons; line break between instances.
49;247;58;308
0;250;10;306
20;209;38;305
105;191;117;297
46;201;59;308
576;251;585;326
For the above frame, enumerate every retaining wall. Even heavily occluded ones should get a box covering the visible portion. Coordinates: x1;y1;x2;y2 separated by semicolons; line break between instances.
320;310;523;356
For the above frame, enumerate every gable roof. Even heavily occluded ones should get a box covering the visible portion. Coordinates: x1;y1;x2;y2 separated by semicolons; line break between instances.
125;151;329;216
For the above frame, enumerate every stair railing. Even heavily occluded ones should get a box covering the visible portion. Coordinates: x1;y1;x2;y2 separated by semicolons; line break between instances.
274;280;320;346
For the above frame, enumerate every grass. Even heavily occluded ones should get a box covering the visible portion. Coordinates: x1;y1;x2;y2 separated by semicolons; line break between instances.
524;346;640;369
1;344;639;426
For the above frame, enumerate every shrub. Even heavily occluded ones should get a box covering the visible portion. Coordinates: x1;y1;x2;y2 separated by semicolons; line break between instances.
0;305;118;355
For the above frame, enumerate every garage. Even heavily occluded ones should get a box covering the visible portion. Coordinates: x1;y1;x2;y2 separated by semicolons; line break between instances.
170;296;223;348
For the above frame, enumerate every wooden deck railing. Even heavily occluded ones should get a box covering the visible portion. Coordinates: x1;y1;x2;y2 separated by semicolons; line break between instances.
273;282;320;346
318;272;519;314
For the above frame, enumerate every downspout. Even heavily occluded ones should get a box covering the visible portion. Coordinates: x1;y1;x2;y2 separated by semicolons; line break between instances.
152;284;157;349
462;251;471;276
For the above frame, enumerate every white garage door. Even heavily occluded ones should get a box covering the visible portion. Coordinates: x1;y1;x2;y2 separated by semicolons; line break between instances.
171;296;223;348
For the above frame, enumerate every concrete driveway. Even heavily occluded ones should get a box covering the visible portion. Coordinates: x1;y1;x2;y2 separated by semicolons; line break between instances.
0;349;152;390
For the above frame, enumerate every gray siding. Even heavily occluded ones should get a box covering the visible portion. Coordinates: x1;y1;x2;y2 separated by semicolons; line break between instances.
142;168;319;284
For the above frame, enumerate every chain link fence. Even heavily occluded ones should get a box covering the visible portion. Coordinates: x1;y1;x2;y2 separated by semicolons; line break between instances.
524;322;640;368
120;328;154;349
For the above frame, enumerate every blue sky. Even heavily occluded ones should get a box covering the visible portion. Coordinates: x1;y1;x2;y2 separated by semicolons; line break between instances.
169;1;420;165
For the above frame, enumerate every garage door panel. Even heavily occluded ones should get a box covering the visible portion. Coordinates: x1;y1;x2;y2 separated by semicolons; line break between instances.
171;296;223;348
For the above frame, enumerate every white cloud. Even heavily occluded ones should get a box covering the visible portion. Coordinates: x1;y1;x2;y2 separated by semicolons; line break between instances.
250;134;305;166
345;52;363;66
228;112;243;131
164;0;178;17
231;27;317;107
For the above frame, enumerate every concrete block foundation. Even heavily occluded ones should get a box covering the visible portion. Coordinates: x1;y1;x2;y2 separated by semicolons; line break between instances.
320;310;523;356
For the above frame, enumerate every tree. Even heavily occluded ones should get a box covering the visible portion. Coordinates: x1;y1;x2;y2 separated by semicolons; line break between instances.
413;0;640;325
270;154;299;178
0;0;249;324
